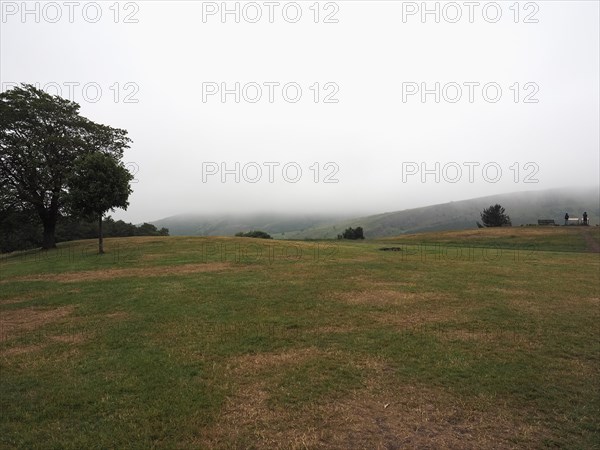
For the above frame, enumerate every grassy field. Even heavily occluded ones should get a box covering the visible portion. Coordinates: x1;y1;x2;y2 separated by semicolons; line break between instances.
1;227;599;449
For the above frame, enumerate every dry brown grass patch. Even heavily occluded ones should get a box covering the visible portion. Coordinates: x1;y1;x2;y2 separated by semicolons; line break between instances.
1;333;86;358
437;329;540;349
337;255;377;263
197;347;335;448
491;287;531;297
0;293;40;305
329;289;459;329
198;352;552;449
374;309;460;330
0;343;46;357
369;281;419;289
586;296;600;305
228;347;325;375
198;379;324;449
331;289;438;307
49;333;86;344
105;311;129;320
312;384;550;449
6;262;232;283
0;305;74;342
310;324;357;335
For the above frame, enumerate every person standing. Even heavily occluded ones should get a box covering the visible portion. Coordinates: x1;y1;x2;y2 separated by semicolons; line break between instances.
565;213;569;225
583;211;588;225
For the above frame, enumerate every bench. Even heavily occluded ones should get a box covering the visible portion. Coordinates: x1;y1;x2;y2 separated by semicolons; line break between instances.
538;219;556;226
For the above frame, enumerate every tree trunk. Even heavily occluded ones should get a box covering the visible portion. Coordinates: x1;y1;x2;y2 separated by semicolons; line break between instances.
37;196;59;250
98;214;104;254
40;215;57;250
41;222;57;249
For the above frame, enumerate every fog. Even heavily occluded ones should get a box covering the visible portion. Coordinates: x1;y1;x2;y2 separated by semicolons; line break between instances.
2;1;598;224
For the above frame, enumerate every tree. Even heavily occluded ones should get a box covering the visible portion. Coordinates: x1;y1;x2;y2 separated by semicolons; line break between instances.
135;223;169;236
67;153;133;254
0;207;41;253
354;227;365;239
480;204;512;227
339;226;365;240
0;84;130;249
235;230;272;239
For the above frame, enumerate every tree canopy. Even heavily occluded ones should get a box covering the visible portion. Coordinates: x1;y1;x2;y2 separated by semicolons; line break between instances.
67;152;133;253
480;204;512;227
0;84;131;249
338;226;365;240
235;230;273;239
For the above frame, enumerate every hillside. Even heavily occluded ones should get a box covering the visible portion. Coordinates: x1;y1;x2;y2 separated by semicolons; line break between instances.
150;212;352;237
278;186;599;239
151;186;599;239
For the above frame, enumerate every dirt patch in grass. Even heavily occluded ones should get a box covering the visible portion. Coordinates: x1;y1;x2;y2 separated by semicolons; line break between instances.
0;305;74;342
5;262;232;283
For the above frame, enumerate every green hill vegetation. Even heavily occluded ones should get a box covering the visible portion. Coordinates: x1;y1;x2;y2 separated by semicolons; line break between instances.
277;187;600;239
150;187;599;239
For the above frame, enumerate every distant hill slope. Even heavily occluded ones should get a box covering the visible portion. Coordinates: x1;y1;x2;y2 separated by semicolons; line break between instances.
151;187;599;238
150;213;353;237
280;187;600;239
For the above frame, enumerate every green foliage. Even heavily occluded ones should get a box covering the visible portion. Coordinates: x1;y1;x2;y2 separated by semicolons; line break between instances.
66;152;133;253
136;222;169;237
0;212;169;253
338;226;365;240
0;207;42;252
0;84;131;248
67;152;133;220
480;204;512;227
235;230;273;239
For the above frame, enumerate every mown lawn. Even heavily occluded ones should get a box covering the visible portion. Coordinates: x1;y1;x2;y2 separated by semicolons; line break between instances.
1;228;599;449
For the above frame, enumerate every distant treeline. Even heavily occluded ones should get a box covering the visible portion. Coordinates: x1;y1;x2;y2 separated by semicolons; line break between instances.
0;209;168;253
235;230;273;239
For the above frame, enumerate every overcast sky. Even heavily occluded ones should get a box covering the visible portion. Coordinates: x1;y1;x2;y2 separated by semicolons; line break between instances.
1;1;598;223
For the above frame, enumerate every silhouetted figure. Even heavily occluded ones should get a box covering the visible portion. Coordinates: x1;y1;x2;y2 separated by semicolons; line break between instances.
564;213;569;225
583;211;588;226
